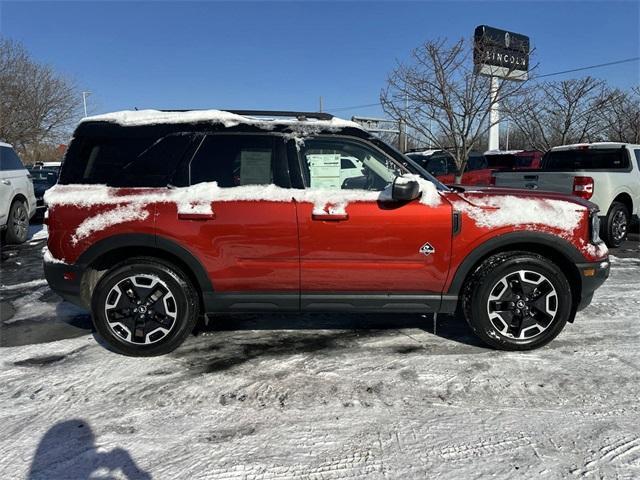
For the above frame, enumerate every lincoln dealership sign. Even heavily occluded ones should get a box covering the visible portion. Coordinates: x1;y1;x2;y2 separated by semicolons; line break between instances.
474;25;530;80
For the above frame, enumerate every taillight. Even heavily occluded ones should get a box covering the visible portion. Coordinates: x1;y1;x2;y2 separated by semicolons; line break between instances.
573;176;594;200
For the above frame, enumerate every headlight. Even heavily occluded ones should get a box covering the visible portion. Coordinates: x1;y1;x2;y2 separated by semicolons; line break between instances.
591;212;602;244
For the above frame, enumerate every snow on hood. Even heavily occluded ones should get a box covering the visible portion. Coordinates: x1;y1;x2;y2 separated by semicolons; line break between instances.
451;191;587;232
81;109;363;132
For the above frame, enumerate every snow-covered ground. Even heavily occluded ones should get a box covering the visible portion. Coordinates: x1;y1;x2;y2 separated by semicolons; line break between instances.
0;228;639;479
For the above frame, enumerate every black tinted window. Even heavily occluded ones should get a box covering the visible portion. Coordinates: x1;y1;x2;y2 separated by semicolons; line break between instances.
0;147;25;171
635;150;640;169
544;148;630;170
60;133;195;186
189;135;278;187
467;155;488;171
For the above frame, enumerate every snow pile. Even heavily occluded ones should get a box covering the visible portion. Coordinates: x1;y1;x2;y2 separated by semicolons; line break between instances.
72;205;150;244
0;279;48;291
43;246;67;265
452;195;585;232
82;109;362;133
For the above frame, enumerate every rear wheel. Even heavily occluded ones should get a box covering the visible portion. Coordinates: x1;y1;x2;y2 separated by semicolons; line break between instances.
602;202;629;248
463;252;573;350
91;257;199;356
5;199;29;244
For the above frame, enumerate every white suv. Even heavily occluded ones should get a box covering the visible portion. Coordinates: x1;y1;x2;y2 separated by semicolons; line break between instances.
0;142;37;244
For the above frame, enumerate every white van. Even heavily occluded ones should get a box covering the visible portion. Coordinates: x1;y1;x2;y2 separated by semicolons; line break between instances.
0;143;37;243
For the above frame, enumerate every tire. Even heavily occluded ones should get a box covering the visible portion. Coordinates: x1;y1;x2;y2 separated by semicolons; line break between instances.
462;252;573;351
4;199;29;244
602;202;629;248
91;257;200;356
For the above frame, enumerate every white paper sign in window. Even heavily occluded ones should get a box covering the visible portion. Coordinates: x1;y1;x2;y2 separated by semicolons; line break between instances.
307;153;342;189
240;149;272;185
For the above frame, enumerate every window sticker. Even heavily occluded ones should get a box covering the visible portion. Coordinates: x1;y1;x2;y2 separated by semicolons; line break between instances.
307;153;342;189
240;149;272;185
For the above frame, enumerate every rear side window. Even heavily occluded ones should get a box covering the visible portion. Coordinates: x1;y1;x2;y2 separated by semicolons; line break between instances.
59;133;195;186
543;148;630;170
189;135;286;187
635;150;640;169
0;147;25;171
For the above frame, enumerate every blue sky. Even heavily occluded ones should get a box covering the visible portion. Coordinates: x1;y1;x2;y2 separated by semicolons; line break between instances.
1;1;638;119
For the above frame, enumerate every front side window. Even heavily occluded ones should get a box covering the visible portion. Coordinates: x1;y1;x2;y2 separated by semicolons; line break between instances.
189;135;285;187
300;138;405;191
0;147;25;171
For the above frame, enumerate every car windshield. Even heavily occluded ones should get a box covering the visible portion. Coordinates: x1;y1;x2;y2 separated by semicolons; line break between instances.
29;169;58;185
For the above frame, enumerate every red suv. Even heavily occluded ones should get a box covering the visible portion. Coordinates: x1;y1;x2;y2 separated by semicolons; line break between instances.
44;110;610;356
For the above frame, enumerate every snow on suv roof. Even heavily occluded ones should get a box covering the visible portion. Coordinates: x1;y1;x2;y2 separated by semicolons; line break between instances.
550;142;638;151
484;149;524;155
81;109;362;131
0;142;13;148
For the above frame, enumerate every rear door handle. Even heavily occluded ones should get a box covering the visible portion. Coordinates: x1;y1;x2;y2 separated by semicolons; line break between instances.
178;212;216;221
311;213;349;222
1;179;11;185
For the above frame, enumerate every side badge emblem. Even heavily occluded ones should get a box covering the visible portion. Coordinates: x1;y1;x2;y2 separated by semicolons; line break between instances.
420;242;435;256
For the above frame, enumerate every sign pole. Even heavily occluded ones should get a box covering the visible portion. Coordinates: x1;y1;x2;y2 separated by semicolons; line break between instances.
488;76;500;151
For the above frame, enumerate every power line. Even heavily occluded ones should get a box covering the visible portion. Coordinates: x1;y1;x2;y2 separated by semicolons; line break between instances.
327;57;640;113
536;57;640;78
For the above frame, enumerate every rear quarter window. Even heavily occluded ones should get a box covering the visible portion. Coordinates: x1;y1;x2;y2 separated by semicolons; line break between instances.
543;148;630;170
59;133;197;186
0;147;25;171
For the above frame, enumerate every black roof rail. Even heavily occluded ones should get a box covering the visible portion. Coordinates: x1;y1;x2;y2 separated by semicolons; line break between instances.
226;110;334;121
158;109;334;121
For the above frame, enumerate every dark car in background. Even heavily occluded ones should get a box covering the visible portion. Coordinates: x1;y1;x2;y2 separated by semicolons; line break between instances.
406;149;543;186
28;167;59;218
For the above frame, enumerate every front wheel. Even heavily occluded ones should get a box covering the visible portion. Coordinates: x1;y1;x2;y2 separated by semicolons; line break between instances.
91;257;199;356
463;252;573;351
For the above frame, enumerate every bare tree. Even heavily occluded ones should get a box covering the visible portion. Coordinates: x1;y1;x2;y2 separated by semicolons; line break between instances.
381;38;531;182
0;37;80;162
504;77;614;151
601;86;640;144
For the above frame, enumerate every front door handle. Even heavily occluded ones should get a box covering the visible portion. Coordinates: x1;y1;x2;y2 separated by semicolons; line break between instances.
311;213;349;222
1;179;11;185
178;212;216;221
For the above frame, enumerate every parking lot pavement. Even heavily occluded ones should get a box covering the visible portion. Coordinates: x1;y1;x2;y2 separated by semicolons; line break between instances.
1;225;639;479
0;224;92;347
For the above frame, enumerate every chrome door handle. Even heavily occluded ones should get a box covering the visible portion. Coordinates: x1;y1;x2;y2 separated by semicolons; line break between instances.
1;179;11;185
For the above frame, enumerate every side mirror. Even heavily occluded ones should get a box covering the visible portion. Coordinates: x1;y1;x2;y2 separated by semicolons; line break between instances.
392;177;420;202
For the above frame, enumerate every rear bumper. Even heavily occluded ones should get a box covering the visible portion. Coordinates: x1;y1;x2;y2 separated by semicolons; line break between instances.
575;258;610;311
43;259;85;308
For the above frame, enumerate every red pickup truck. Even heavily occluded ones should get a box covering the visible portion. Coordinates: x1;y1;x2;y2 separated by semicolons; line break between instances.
407;149;543;186
44;110;608;356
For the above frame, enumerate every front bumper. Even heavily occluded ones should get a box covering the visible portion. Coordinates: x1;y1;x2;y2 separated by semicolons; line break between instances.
43;259;85;309
575;258;610;311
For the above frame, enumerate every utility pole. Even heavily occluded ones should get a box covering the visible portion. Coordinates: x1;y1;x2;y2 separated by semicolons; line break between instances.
82;91;92;118
319;96;323;113
488;77;500;151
